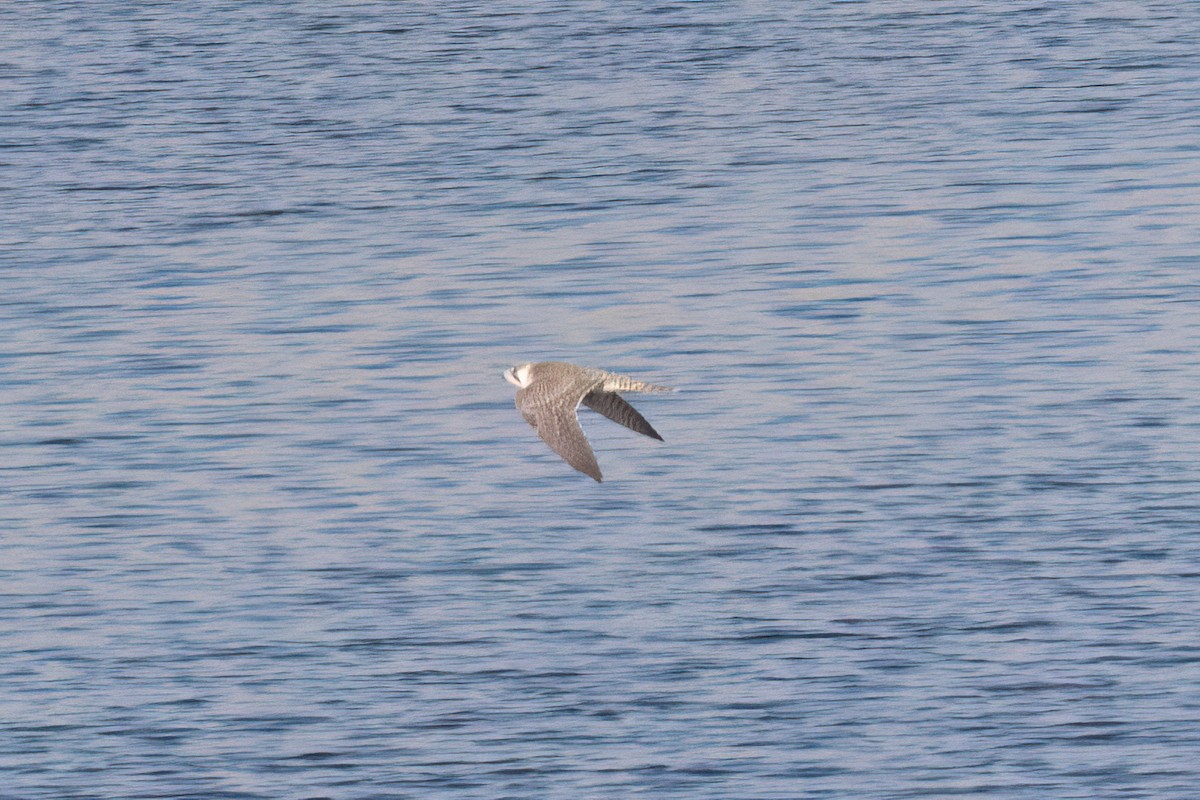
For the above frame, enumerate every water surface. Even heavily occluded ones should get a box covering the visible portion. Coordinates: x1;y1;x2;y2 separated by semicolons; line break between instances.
3;3;1200;798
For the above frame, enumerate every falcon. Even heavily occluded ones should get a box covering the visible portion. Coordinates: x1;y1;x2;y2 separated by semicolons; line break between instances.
504;361;672;482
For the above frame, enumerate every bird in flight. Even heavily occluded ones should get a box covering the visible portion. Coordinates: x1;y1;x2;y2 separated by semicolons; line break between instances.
504;361;672;482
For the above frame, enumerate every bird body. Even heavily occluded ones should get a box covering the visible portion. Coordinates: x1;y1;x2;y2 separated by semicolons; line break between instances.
504;361;671;482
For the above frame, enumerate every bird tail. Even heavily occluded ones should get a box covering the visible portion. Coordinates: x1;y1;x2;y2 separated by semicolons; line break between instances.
600;373;674;394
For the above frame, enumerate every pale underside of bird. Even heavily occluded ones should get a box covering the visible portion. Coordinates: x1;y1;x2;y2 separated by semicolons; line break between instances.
504;361;672;482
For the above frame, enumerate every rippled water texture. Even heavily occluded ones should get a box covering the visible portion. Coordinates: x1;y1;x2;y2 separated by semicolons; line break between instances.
3;3;1200;798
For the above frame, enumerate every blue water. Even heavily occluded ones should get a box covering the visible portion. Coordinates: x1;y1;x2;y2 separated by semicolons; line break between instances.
3;3;1200;798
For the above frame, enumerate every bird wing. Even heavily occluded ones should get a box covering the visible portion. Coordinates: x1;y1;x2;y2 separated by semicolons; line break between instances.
581;391;663;441
516;381;604;482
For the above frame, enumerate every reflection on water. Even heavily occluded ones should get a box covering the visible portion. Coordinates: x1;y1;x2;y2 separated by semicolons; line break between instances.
3;2;1199;798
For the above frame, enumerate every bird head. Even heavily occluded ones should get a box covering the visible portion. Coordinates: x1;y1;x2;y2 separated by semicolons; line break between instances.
504;363;533;388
